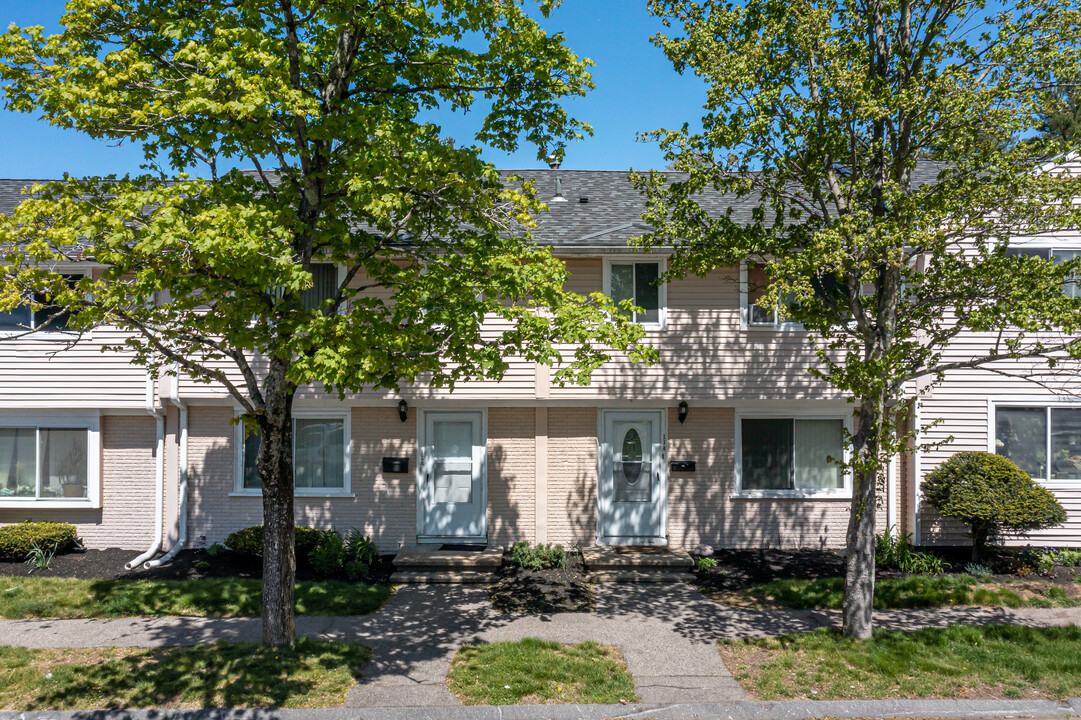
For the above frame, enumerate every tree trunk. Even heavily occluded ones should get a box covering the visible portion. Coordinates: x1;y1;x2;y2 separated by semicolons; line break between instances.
842;398;883;640
259;361;296;646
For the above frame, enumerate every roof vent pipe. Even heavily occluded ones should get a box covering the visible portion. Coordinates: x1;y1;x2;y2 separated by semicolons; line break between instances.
552;176;567;203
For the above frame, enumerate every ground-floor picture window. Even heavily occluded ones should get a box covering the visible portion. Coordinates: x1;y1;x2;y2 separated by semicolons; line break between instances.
739;417;845;494
240;416;347;493
0;426;89;500
996;405;1081;481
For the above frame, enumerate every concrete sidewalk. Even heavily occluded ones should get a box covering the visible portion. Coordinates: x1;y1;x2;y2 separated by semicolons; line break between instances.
2;583;1080;708
1;698;1081;720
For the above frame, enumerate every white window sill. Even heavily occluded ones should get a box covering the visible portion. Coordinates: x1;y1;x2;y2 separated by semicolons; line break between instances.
731;490;852;500
0;498;100;509
229;490;355;499
744;322;805;332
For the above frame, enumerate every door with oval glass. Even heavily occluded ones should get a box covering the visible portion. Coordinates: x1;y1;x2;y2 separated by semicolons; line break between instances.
598;410;666;545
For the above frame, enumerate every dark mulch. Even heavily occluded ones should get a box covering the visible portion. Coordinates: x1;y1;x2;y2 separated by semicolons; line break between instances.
489;551;593;614
0;546;396;584
693;545;1081;593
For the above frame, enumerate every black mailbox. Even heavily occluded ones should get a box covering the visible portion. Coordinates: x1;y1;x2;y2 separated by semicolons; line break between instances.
670;460;696;472
382;457;409;474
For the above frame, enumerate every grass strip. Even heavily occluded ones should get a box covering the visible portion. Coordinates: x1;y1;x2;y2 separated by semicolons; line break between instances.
721;624;1081;700
446;637;638;705
0;639;370;710
739;575;1077;610
0;576;390;618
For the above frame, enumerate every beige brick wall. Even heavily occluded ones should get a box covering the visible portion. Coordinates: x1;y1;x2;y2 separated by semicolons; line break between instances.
487;407;535;546
668;407;851;550
185;406;418;553
0;414;158;550
546;407;597;546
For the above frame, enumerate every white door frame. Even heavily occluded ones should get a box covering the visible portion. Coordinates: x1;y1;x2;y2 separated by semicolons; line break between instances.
416;409;488;543
596;408;668;546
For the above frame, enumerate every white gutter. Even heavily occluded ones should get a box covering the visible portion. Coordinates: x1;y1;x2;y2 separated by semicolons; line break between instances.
146;369;188;569
125;371;166;570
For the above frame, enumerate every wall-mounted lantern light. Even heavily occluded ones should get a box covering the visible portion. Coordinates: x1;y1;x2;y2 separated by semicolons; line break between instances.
397;399;408;423
677;400;689;425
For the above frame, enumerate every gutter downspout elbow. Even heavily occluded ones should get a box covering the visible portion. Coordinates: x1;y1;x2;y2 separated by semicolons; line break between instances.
146;371;188;569
125;372;166;570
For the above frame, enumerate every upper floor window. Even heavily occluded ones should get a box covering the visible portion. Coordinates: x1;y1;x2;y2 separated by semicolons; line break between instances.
302;263;340;312
745;263;798;328
995;404;1081;482
1007;247;1081;299
0;272;84;334
604;258;665;328
236;412;350;496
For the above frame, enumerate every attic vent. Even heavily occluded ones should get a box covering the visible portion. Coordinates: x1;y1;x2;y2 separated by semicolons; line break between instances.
579;196;588;204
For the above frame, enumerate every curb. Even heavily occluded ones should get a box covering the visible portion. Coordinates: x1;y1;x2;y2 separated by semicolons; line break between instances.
3;699;1080;720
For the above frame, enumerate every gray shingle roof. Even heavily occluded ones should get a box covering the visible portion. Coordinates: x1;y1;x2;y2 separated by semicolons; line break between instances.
0;162;951;248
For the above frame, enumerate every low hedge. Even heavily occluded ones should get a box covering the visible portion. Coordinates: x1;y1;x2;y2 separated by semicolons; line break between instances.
0;520;78;561
224;525;323;559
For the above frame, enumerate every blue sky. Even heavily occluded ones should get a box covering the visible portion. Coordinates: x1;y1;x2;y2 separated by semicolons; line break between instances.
0;1;708;177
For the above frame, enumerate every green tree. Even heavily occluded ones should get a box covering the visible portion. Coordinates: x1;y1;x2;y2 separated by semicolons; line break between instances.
637;0;1081;638
0;0;652;645
1038;83;1081;145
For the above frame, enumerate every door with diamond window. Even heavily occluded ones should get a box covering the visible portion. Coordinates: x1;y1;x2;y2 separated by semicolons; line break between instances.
598;410;666;545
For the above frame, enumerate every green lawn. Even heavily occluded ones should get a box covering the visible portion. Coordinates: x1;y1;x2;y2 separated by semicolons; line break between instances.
0;639;371;710
446;637;638;705
720;624;1081;700
739;575;1078;610
0;576;390;618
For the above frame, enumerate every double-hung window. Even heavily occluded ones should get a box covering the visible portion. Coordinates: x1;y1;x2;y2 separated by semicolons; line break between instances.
736;414;849;497
236;411;350;496
0;272;85;334
995;404;1081;483
0;415;100;508
605;258;665;328
744;263;798;329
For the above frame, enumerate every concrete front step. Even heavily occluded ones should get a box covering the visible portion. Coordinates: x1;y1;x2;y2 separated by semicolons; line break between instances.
587;569;694;583
392;546;504;569
389;570;496;584
582;546;694;570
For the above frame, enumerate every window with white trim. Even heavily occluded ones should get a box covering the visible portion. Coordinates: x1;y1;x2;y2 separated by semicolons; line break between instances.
0;272;85;333
1007;247;1081;299
237;413;349;494
995;405;1081;482
605;258;665;327
0;426;90;501
745;264;798;328
736;415;848;496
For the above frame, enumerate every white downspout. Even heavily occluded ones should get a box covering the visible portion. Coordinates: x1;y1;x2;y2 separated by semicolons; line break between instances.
911;397;923;544
146;370;188;569
125;372;166;570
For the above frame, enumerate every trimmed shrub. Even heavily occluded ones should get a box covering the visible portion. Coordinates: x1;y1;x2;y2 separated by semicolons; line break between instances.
223;525;323;559
509;541;567;570
0;520;78;561
923;452;1067;560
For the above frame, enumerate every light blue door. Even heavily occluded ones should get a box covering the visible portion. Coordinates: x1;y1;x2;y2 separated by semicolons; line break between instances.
419;412;486;541
598;410;666;545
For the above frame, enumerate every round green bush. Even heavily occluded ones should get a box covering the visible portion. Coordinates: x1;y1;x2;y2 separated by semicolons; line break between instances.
223;525;323;559
923;451;1067;559
0;520;78;561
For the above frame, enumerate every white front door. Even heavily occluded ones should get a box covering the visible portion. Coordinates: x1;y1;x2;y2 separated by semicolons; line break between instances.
598;410;667;545
418;411;487;542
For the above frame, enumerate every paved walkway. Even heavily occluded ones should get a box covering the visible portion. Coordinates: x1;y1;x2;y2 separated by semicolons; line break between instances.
2;583;1080;707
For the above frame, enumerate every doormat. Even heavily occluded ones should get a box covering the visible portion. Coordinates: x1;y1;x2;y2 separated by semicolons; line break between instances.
439;543;486;552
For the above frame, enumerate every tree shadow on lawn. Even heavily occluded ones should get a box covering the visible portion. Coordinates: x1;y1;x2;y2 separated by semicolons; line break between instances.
20;640;370;710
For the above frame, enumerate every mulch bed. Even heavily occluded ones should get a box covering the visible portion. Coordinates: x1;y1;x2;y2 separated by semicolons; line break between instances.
489;551;594;614
0;546;396;584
